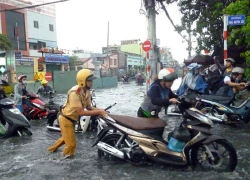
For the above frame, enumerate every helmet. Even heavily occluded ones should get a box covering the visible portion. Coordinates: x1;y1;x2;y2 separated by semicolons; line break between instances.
225;58;235;63
41;79;48;85
187;63;202;71
76;69;97;87
158;68;178;82
232;67;244;74
18;75;27;81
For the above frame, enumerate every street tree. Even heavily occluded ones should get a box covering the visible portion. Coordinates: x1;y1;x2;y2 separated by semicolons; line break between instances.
0;33;12;50
174;0;235;55
225;0;250;77
69;55;78;65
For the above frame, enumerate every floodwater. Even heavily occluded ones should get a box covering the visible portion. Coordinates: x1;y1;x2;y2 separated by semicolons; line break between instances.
0;79;250;180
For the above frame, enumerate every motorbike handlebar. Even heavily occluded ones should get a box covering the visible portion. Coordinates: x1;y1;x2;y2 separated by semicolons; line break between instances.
105;103;117;111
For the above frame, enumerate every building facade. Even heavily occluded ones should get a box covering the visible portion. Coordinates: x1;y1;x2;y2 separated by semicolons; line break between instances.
0;0;69;82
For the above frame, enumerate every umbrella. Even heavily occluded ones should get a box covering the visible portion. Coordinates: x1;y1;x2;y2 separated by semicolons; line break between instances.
184;55;214;65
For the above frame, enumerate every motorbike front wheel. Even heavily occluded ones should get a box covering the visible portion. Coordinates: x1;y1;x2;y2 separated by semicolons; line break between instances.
191;139;237;172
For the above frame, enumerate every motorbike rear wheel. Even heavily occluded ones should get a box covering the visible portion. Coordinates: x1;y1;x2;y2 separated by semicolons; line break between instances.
191;139;237;172
98;134;124;161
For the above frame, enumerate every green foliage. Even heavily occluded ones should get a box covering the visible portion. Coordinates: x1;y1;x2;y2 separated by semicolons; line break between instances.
0;34;12;50
69;56;78;65
172;0;235;54
225;0;250;78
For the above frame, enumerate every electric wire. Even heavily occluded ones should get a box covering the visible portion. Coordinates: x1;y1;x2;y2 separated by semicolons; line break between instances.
0;0;69;12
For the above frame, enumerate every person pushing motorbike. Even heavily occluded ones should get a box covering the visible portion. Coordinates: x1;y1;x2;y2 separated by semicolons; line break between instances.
137;68;179;118
47;69;107;158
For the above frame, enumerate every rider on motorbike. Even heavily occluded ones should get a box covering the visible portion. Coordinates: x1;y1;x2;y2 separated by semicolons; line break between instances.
47;69;108;158
177;63;208;96
214;56;235;76
137;68;179;118
121;74;129;83
215;67;247;97
37;79;54;96
14;75;32;112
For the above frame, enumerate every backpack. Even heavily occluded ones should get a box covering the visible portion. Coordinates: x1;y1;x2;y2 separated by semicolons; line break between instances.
206;75;224;92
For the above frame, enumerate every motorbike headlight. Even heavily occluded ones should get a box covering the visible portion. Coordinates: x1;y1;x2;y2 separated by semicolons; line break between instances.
32;102;45;110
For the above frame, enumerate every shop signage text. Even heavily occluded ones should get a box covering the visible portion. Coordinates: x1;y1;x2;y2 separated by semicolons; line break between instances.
45;54;69;64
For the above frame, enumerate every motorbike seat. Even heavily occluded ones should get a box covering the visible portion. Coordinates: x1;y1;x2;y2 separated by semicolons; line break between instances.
109;114;167;130
199;95;234;105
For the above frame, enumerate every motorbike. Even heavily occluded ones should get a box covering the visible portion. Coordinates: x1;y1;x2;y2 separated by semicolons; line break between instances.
0;98;32;138
136;77;144;86
92;97;237;172
46;90;112;133
38;91;60;124
195;93;250;124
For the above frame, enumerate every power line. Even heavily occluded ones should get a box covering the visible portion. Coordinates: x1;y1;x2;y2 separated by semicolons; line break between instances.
0;0;69;12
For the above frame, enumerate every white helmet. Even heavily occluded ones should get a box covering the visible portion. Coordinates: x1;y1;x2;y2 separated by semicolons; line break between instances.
232;67;244;74
187;63;202;71
225;58;235;64
158;68;178;82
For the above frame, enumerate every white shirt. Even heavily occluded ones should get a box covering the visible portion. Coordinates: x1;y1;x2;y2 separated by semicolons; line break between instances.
224;76;231;84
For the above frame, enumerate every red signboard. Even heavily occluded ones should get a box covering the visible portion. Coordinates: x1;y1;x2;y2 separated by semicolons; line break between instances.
45;72;52;81
142;40;151;52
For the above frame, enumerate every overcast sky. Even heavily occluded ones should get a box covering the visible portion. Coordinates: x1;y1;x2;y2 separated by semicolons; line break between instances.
55;0;194;62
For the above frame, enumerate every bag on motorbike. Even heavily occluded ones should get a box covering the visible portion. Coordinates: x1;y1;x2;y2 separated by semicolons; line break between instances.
167;127;191;153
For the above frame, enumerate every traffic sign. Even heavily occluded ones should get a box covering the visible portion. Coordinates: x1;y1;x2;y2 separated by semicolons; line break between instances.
142;40;151;52
0;65;6;73
45;72;52;81
228;15;245;26
15;52;22;59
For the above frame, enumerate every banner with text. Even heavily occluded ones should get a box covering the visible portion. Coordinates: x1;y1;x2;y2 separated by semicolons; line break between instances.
45;54;69;64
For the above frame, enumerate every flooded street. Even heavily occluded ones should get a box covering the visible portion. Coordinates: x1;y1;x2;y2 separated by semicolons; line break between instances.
1;79;250;179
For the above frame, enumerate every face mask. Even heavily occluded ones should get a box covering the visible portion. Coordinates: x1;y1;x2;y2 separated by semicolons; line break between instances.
22;80;27;84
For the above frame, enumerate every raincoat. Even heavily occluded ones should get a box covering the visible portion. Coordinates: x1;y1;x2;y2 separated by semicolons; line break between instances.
177;72;207;96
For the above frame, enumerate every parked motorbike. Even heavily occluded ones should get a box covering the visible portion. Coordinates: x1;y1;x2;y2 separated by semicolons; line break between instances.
0;98;32;138
92;97;237;172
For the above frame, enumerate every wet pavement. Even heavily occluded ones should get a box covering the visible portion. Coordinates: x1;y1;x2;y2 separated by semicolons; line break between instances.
0;80;250;180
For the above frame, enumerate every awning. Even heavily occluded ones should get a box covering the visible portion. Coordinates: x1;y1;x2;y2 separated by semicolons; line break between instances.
0;52;6;57
29;39;38;43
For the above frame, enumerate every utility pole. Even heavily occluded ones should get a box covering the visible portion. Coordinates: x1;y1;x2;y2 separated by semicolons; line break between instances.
145;0;158;87
187;9;192;57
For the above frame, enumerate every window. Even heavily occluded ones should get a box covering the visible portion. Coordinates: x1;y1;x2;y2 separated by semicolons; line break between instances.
34;21;39;28
49;24;54;32
29;43;38;50
114;59;117;65
38;41;46;49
